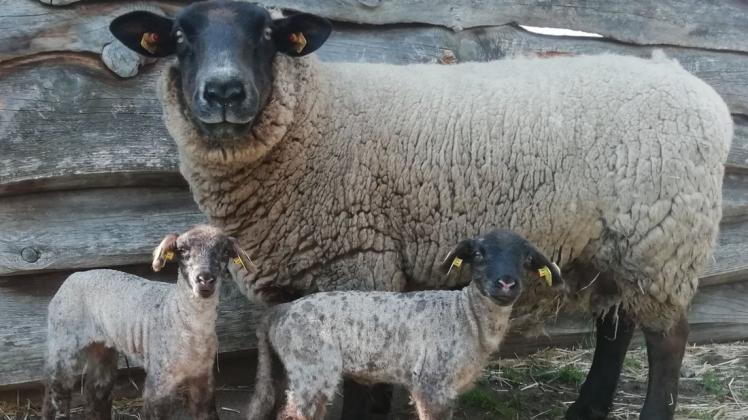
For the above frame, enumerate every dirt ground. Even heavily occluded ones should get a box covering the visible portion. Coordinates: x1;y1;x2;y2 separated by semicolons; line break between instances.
2;342;746;419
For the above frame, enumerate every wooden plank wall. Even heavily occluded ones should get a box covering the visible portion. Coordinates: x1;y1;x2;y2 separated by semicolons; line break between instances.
0;0;747;388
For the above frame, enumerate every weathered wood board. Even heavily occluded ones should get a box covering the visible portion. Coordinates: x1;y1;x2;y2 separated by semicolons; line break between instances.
3;264;747;389
29;0;748;52
0;187;205;276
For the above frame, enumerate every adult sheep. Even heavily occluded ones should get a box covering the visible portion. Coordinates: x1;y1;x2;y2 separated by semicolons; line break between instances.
110;2;732;419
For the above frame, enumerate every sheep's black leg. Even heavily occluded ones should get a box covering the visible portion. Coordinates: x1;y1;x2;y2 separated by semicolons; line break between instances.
566;306;635;420
639;313;688;420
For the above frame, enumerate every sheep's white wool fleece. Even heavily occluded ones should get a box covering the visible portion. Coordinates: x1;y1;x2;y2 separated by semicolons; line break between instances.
160;53;732;331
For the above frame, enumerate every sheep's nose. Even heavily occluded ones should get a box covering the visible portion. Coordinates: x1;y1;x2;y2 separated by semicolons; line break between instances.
202;78;246;107
498;277;517;291
197;273;216;286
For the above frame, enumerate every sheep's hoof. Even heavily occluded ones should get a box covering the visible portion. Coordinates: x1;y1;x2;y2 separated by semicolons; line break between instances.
565;402;608;420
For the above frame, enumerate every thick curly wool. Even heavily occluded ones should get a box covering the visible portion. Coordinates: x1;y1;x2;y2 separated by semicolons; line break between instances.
160;53;732;331
247;285;514;419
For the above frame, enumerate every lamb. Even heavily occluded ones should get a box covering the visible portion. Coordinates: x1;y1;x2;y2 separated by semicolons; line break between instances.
109;2;733;418
41;225;256;420
246;230;564;420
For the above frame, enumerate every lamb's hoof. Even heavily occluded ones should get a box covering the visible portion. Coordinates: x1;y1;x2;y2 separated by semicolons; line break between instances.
565;402;609;420
639;404;674;420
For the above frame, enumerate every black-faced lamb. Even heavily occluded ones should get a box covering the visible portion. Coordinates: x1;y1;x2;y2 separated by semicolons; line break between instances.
110;2;733;418
41;225;256;420
246;230;564;420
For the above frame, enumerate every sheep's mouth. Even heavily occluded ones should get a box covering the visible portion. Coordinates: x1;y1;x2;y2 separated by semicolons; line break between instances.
199;121;252;139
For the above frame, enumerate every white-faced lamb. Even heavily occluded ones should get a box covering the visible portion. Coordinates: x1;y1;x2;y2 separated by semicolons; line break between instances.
41;225;256;420
110;2;733;418
246;229;564;420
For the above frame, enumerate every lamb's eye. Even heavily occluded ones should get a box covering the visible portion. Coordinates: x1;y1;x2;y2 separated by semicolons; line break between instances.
175;29;185;44
263;27;272;41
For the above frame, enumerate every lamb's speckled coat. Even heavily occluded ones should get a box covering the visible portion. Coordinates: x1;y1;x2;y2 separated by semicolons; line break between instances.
161;52;732;332
247;285;514;419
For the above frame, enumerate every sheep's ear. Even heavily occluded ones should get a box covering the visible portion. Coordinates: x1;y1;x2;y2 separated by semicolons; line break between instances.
110;11;176;58
152;233;179;272
439;239;477;274
229;237;258;274
523;243;564;289
272;13;332;57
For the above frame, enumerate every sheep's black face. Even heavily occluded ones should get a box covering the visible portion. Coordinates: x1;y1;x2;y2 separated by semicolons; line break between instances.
110;2;331;142
152;225;256;299
442;230;564;306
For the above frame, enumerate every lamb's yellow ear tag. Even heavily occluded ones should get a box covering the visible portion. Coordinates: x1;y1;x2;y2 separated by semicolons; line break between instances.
233;256;247;271
140;32;160;54
288;32;307;54
163;251;175;262
447;257;463;275
538;266;553;287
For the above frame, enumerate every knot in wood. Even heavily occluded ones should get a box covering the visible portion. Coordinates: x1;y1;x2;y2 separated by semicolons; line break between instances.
21;247;40;263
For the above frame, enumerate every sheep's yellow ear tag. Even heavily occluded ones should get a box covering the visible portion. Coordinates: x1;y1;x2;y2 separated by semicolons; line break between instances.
288;32;307;54
163;251;175;262
233;256;247;271
538;266;553;287
140;32;160;54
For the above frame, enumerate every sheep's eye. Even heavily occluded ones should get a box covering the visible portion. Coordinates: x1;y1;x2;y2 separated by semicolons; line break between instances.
175;29;185;44
177;248;189;257
263;27;272;41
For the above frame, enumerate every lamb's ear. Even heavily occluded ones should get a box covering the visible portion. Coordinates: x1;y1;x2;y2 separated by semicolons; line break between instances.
229;237;258;274
110;11;176;58
152;233;178;272
523;243;564;289
439;239;477;274
272;13;332;57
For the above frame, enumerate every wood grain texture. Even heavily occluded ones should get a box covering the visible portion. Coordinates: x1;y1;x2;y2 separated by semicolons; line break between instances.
0;265;262;388
31;0;748;52
2;265;746;388
701;219;748;287
0;187;206;276
0;58;182;195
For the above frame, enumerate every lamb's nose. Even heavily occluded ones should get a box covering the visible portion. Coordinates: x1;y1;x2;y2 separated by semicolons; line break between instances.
202;78;246;107
197;273;216;285
498;277;517;291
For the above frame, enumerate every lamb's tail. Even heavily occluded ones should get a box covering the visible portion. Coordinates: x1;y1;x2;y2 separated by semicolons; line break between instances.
246;325;276;419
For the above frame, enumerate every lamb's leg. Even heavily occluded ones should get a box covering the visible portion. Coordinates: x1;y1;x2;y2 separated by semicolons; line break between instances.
340;381;373;420
412;395;452;420
83;344;118;420
185;373;219;420
42;377;73;420
278;392;328;420
142;377;175;420
42;356;77;420
639;313;688;420
566;305;635;420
